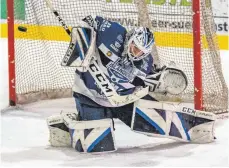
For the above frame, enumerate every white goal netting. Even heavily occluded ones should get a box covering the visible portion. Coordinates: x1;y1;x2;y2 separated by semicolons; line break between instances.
12;0;228;113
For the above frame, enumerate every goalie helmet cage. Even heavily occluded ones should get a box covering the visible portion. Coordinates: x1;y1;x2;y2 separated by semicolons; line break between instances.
6;0;228;114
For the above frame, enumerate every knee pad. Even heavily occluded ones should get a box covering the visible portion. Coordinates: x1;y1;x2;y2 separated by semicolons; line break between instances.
46;114;71;147
67;118;116;153
131;99;216;143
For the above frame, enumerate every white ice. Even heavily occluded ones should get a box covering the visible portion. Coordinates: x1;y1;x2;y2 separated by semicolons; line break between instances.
1;98;229;167
1;89;229;166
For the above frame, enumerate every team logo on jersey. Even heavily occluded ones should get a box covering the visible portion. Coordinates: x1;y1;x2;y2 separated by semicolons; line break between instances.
107;59;136;83
106;51;112;57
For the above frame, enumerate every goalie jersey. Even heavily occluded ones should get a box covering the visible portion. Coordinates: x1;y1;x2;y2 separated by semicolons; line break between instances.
72;16;153;107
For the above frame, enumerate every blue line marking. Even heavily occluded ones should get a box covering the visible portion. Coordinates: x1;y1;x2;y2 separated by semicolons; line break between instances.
87;128;111;152
176;112;191;141
136;108;165;135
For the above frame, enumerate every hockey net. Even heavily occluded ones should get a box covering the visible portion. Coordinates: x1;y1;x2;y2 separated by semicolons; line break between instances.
7;0;228;114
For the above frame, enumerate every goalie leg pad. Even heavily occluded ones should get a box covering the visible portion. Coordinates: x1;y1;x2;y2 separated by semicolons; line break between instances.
131;99;216;143
67;119;116;153
46;114;71;147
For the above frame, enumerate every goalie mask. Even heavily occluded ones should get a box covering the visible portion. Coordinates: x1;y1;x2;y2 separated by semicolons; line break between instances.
126;27;154;61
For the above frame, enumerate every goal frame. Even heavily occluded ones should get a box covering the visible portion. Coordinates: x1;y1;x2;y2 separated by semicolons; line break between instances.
7;0;16;106
6;0;203;110
193;0;203;110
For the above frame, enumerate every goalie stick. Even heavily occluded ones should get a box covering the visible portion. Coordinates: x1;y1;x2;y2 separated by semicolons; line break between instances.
44;0;149;106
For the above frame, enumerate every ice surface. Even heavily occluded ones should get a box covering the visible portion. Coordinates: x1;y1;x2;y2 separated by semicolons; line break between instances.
1;97;229;167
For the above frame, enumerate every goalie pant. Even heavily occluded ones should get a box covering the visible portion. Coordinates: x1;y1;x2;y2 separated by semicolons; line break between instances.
46;93;215;153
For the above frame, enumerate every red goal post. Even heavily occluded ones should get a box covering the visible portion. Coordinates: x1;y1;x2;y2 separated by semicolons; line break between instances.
7;0;16;106
193;0;202;110
6;0;228;114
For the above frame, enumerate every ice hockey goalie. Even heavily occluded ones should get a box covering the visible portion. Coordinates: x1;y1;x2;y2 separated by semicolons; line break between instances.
47;15;216;153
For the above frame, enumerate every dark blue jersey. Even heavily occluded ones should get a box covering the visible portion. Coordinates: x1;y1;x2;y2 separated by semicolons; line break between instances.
73;16;153;107
95;16;126;57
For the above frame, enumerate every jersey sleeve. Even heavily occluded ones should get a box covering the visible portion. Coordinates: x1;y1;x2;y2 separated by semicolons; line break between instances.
94;16;127;58
82;15;127;60
141;54;154;74
131;54;154;87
